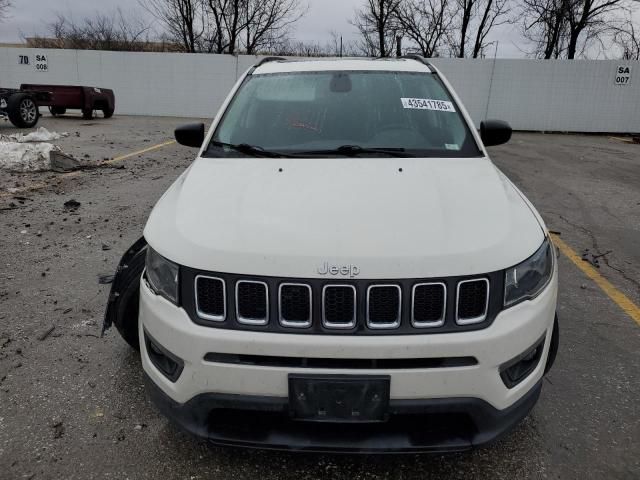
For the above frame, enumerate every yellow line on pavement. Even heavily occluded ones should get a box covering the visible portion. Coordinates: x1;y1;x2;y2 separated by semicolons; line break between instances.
105;140;176;165
551;233;640;327
0;140;176;199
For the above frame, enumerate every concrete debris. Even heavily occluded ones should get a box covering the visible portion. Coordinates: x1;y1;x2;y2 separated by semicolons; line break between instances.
63;199;81;211
37;325;56;342
50;420;65;439
50;150;81;173
98;274;115;285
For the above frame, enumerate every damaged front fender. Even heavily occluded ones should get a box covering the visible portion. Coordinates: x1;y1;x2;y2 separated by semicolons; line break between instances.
103;237;147;350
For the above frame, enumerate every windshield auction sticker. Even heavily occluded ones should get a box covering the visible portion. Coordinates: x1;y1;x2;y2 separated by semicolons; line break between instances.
401;98;456;112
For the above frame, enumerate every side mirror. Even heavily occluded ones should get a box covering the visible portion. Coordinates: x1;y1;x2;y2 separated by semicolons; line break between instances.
480;120;512;147
175;123;205;148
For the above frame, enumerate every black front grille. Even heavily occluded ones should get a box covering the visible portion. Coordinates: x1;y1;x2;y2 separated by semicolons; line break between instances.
279;284;312;326
236;281;268;324
195;276;225;320
367;286;401;328
413;283;446;327
323;286;356;328
457;279;489;323
185;267;502;335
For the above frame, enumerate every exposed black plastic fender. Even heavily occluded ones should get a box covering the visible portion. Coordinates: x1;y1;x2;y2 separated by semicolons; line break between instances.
102;237;147;350
544;313;559;374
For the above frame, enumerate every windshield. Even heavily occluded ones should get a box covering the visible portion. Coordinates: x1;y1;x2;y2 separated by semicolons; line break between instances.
205;71;482;158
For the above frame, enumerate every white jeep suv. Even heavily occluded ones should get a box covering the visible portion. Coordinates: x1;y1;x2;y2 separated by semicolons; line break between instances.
104;57;559;453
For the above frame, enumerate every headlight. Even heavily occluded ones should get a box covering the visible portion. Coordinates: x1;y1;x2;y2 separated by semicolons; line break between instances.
145;247;179;304
504;238;554;307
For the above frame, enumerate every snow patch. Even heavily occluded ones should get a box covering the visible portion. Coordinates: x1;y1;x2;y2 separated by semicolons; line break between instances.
1;127;69;143
0;142;60;172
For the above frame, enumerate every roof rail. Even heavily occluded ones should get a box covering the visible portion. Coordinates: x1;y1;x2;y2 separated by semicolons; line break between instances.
255;56;287;67
248;56;287;74
401;55;435;72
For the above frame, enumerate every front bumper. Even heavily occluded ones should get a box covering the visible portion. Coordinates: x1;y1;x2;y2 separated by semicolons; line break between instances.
139;268;557;451
146;372;542;453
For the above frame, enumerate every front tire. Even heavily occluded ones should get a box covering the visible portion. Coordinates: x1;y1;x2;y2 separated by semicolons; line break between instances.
103;108;114;119
7;93;39;128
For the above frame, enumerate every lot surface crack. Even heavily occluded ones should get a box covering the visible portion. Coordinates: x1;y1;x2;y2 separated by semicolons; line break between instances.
551;213;640;295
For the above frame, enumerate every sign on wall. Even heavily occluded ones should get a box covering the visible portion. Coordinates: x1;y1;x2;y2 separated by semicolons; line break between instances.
17;53;49;72
34;54;49;72
615;65;631;85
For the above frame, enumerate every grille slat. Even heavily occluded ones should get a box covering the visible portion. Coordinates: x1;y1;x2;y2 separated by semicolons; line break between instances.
195;276;226;322
279;284;312;328
236;281;269;325
322;285;356;329
412;283;446;328
367;285;401;329
456;279;489;325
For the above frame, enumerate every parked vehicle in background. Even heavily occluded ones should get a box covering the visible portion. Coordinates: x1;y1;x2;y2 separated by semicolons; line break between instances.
0;87;50;128
20;84;115;120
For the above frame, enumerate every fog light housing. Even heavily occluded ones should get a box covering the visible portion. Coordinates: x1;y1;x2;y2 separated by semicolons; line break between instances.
144;329;184;382
500;335;546;388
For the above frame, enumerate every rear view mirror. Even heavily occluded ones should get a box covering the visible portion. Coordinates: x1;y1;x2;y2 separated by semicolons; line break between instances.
175;123;205;148
480;120;512;147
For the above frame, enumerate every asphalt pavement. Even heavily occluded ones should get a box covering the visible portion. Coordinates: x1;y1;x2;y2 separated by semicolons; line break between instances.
0;116;638;479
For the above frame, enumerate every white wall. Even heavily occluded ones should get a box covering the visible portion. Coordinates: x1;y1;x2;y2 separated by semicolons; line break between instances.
2;47;639;133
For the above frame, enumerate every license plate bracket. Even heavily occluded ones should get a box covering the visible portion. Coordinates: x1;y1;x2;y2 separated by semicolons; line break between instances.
288;374;390;423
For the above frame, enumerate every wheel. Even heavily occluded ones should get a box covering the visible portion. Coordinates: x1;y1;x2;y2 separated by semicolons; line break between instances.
49;106;66;116
7;93;39;128
112;244;147;351
103;108;114;119
82;108;94;120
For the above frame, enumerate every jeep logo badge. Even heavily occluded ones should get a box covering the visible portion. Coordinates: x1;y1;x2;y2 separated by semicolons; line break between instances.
317;262;360;278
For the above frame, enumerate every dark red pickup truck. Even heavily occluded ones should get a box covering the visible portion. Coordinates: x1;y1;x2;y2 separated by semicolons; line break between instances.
20;84;115;120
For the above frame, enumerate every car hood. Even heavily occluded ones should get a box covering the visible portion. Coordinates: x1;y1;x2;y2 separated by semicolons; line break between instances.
144;156;545;279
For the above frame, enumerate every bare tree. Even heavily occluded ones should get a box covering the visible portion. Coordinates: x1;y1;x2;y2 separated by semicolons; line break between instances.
29;9;155;51
352;0;403;57
521;0;569;58
0;0;11;22
522;0;635;59
468;0;511;57
206;0;243;54
395;0;456;57
613;17;640;59
268;32;360;57
243;0;306;54
564;0;630;58
455;0;510;58
269;39;328;56
139;0;204;52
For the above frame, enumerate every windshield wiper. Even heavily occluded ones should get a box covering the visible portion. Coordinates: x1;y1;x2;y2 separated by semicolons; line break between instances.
295;145;409;157
209;140;294;158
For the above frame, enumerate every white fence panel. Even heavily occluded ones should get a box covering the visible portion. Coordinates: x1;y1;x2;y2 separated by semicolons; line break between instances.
1;47;639;132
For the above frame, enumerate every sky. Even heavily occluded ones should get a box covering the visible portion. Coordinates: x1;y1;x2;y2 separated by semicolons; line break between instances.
0;0;532;58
